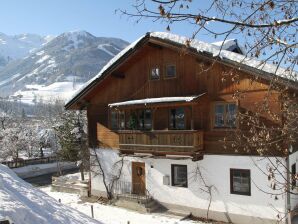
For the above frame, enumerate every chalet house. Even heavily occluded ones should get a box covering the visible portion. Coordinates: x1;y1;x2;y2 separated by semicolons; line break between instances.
65;32;298;224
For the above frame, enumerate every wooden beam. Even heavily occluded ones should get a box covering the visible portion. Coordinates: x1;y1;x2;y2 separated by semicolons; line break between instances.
119;143;196;149
190;105;194;130
111;72;125;79
148;42;163;50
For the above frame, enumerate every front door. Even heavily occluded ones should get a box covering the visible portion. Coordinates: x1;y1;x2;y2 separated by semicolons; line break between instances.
132;162;146;195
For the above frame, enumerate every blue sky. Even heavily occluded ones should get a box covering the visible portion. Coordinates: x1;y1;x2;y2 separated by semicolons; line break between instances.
0;0;229;43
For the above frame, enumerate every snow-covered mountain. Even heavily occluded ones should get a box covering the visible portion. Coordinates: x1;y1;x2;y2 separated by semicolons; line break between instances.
0;32;53;68
0;31;128;102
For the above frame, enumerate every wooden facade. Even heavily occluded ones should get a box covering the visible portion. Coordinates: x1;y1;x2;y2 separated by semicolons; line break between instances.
66;35;294;158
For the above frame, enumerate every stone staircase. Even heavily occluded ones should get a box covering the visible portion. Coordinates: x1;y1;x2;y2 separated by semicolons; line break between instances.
113;193;163;213
51;175;89;197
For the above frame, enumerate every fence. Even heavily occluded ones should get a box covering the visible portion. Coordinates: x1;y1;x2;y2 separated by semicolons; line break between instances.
0;156;57;169
113;180;151;202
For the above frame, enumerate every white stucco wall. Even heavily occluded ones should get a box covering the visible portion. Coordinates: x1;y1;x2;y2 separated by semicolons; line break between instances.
90;148;287;223
289;150;298;210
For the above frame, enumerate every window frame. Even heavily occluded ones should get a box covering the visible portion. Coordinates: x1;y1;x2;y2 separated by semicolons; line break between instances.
169;107;186;130
212;101;238;129
149;66;161;80
110;110;119;130
292;163;296;190
119;111;125;130
138;109;152;130
126;111;138;130
171;164;188;188
164;64;176;79
230;168;251;196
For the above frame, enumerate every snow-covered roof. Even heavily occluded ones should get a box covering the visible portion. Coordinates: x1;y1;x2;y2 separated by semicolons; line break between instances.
65;32;297;108
212;39;246;55
150;32;296;81
108;94;204;107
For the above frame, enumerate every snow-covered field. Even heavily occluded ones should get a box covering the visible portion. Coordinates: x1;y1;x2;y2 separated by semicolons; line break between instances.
40;186;203;224
0;164;101;224
13;81;84;104
0;164;206;224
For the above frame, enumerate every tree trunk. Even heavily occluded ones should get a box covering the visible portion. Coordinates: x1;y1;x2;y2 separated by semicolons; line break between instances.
1;119;5;130
80;164;85;181
40;147;44;158
56;160;62;176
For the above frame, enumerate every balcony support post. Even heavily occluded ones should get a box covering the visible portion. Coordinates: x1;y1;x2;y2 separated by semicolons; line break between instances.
152;107;156;131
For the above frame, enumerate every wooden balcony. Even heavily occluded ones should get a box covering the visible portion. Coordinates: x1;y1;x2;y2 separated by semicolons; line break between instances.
118;130;204;156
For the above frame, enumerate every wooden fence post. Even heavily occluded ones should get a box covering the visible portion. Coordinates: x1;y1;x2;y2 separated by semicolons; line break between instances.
91;205;94;218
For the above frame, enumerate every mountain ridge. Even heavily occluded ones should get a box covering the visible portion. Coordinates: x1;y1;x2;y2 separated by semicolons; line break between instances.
0;31;129;101
0;32;53;68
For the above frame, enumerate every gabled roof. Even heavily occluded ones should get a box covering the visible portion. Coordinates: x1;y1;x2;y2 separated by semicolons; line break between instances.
65;32;298;109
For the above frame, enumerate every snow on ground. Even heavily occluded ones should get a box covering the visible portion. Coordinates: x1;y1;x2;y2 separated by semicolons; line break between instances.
56;171;89;182
98;44;116;57
36;54;50;64
13;162;77;178
13;81;84;104
40;186;203;224
0;73;23;87
35;50;45;56
1;148;55;162
0;164;102;224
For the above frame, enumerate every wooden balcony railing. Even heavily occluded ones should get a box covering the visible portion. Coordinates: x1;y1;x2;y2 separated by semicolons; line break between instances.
118;130;203;155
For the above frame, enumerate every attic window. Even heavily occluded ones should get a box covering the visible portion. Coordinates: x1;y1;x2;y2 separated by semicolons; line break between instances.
150;67;160;80
165;65;176;78
214;102;237;128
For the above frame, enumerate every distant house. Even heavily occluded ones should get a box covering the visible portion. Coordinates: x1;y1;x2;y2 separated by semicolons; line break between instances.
66;32;298;224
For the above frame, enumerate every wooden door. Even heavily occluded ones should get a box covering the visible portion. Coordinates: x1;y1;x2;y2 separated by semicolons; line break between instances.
132;162;146;195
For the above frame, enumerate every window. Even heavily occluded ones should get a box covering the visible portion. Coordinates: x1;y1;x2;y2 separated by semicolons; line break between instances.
214;102;237;128
126;110;152;130
292;163;296;190
127;112;138;129
111;110;125;130
172;164;187;187
169;108;185;130
230;169;251;196
111;110;118;130
138;109;152;130
214;104;224;127
150;67;160;80
165;65;176;78
226;103;237;127
119;111;125;129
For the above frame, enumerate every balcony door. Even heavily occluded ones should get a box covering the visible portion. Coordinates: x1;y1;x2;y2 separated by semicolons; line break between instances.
132;162;146;195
